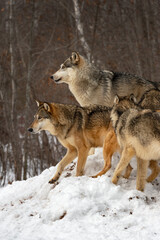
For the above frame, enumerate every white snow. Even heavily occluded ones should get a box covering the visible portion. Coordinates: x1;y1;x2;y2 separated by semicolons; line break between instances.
0;149;160;240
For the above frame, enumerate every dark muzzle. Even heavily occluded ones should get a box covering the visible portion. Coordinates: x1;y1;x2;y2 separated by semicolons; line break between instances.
28;128;33;132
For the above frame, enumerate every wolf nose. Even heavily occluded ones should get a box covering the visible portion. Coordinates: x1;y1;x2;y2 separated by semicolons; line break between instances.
50;75;54;80
28;128;33;132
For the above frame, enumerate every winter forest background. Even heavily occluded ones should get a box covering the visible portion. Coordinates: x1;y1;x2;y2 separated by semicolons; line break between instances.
0;0;160;185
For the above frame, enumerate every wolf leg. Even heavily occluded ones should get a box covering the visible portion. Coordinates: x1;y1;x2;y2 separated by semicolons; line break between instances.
76;148;90;176
123;164;133;179
136;158;149;191
92;128;119;178
49;148;77;183
147;160;160;182
112;146;135;184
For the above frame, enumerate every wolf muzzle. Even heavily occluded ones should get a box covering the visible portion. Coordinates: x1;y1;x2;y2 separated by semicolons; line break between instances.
50;75;61;83
28;128;33;132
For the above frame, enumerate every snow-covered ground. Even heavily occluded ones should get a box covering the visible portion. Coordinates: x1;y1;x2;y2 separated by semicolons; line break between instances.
0;149;160;240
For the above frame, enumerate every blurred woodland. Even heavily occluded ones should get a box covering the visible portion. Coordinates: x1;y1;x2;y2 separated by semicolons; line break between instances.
0;0;160;185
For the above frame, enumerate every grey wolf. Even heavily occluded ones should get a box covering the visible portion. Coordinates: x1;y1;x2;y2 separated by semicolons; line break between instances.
138;88;160;110
94;89;160;181
28;100;116;183
110;95;160;191
50;52;157;107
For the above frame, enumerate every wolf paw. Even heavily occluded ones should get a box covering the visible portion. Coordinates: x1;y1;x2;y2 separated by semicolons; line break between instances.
48;178;57;184
91;175;98;178
49;172;61;184
112;175;119;184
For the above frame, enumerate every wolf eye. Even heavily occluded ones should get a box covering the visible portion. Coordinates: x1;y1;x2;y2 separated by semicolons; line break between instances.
38;116;42;120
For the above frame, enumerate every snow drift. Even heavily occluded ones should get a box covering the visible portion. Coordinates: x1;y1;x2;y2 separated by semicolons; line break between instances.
0;149;160;240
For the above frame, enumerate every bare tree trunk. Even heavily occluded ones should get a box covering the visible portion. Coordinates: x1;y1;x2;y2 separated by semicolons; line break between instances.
72;0;91;59
133;0;143;76
23;0;37;180
143;0;154;81
8;0;22;181
9;0;16;123
90;1;100;61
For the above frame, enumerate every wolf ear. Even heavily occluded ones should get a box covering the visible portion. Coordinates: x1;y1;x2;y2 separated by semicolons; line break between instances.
43;103;51;112
130;94;137;103
71;51;80;64
114;95;119;105
36;100;41;107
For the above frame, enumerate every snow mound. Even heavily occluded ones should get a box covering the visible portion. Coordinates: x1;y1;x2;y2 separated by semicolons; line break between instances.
0;149;160;240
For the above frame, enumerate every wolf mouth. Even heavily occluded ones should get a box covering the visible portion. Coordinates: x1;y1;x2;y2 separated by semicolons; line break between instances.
55;78;62;83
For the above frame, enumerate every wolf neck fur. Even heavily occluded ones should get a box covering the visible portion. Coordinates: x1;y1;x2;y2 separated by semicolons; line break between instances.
69;64;111;106
51;104;78;139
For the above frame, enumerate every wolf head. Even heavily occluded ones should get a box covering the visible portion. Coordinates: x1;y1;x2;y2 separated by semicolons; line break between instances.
113;94;138;111
111;94;139;129
50;52;85;84
28;101;59;135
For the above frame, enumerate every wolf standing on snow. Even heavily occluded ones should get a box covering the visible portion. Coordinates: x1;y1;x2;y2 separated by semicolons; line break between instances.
111;95;160;191
28;100;115;183
50;52;158;107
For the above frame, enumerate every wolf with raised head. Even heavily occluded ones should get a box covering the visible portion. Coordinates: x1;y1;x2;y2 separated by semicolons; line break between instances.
111;95;160;191
50;52;157;107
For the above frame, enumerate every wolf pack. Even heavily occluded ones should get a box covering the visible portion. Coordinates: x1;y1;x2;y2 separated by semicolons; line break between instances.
28;52;160;192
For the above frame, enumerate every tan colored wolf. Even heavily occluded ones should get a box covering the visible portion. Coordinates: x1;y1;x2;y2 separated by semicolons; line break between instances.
50;52;158;107
28;100;116;183
110;95;160;191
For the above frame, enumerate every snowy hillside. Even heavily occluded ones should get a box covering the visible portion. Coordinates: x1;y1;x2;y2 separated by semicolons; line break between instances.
0;149;160;240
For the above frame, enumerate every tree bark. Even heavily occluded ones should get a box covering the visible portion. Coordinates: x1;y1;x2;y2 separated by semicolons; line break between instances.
72;0;91;59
